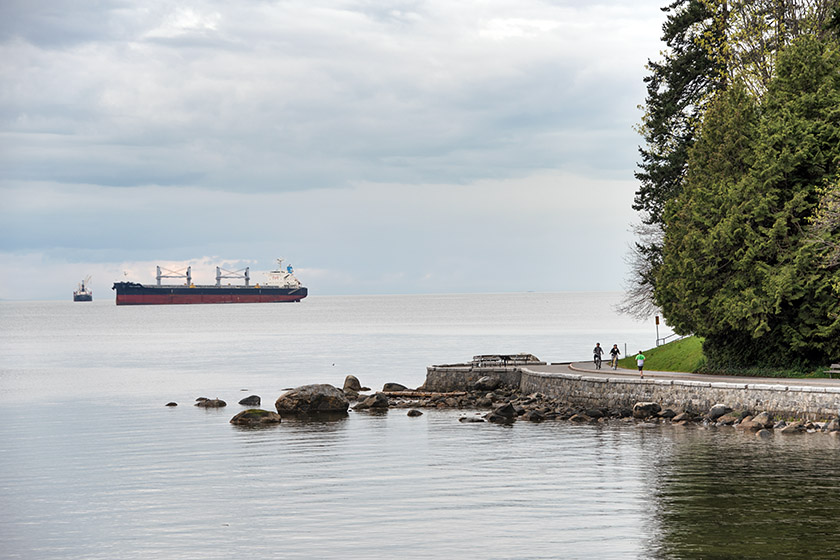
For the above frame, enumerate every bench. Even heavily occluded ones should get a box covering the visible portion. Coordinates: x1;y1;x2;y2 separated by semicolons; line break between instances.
826;363;840;378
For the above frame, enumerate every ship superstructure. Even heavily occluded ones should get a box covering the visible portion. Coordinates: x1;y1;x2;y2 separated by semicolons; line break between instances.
111;259;307;305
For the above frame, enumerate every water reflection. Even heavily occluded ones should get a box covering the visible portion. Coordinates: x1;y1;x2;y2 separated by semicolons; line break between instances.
646;427;840;559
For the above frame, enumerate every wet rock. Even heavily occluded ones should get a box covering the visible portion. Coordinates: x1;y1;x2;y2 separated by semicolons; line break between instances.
473;376;502;391
238;395;261;406
383;382;409;392
658;409;677;419
736;416;761;431
780;422;804;435
275;384;349;415
195;398;226;408
165;402;178;407
756;429;773;439
407;409;423;417
708;404;732;420
492;402;517;419
523;410;545;422
672;412;692;423
569;414;591;423
343;375;370;393
824;418;840;432
353;392;390;410
230;409;282;426
584;408;605;419
716;413;739;426
486;412;515;424
773;420;787;429
633;402;661;419
459;416;485;423
751;411;774;429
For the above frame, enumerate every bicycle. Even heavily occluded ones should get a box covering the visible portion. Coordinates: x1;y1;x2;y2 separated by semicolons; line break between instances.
594;354;602;369
609;355;619;369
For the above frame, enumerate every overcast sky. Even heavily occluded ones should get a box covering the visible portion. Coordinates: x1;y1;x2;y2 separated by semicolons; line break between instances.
1;0;667;300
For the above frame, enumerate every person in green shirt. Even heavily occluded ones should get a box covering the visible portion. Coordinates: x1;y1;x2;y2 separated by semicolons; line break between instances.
635;351;646;379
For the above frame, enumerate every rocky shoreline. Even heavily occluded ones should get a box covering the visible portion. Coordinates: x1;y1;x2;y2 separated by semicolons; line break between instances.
174;372;840;437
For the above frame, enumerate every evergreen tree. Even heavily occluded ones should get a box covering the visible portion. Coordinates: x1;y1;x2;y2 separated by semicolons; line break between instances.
625;0;725;316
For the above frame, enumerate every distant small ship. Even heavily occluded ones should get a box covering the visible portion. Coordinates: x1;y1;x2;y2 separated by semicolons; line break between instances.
111;259;308;305
73;277;93;302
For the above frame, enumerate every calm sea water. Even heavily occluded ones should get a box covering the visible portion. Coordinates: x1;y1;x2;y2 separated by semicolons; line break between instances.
1;293;839;559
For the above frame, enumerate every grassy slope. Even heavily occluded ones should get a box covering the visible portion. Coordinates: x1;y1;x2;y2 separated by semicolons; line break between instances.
617;336;705;372
616;336;833;377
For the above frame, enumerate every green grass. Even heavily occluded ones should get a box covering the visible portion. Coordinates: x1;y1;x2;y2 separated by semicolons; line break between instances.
615;335;834;377
617;336;705;373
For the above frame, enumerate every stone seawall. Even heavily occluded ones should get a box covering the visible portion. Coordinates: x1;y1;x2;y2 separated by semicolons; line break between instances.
425;365;840;419
422;366;522;392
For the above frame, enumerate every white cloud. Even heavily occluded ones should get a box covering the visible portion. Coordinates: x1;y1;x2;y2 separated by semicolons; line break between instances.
0;170;637;298
0;0;667;298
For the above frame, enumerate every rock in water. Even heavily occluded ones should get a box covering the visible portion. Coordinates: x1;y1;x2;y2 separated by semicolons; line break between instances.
195;398;226;408
353;392;390;410
492;402;518;419
383;382;409;392
230;409;282;426
238;395;261;406
407;409;423;417
708;403;732;420
343;375;370;392
751;411;774;429
632;402;661;419
275;384;349;415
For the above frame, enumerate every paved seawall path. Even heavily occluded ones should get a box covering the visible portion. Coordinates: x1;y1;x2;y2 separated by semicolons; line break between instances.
539;361;840;389
425;360;840;419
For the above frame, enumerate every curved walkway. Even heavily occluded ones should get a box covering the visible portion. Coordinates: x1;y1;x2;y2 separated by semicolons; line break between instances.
525;362;840;389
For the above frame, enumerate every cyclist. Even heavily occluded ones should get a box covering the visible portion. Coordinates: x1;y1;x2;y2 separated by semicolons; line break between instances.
609;344;621;369
593;343;604;369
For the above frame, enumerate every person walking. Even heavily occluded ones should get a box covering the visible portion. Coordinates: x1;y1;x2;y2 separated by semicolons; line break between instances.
635;351;646;378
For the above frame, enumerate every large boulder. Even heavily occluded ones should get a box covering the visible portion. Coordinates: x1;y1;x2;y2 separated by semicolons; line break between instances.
737;412;773;431
383;382;409;392
633;402;661;419
275;384;349;415
353;392;390;410
751;411;774;429
238;395;261;406
708;404;732;420
343;375;370;392
230;409;282;426
195;398;226;408
485;403;518;424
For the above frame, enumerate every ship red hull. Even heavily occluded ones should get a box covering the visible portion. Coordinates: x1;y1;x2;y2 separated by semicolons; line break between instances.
112;282;307;305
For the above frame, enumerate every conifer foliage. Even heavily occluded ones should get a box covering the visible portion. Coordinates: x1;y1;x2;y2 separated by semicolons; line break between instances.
634;1;840;368
656;36;840;368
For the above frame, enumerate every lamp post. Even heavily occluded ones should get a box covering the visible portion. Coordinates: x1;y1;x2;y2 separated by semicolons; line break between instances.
655;315;660;346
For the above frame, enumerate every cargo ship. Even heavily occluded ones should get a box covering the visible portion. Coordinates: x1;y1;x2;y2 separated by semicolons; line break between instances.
73;277;93;302
112;259;307;305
